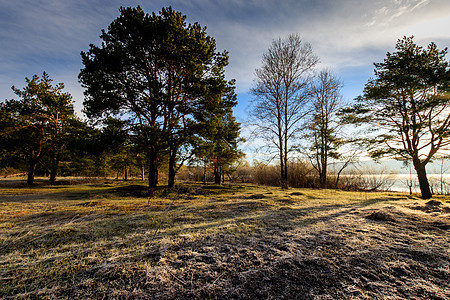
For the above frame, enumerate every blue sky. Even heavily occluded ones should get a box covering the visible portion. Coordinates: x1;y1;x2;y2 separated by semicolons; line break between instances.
1;0;449;125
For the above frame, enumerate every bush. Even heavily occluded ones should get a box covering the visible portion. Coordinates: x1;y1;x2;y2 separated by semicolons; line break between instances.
336;167;396;191
251;160;317;188
176;166;213;182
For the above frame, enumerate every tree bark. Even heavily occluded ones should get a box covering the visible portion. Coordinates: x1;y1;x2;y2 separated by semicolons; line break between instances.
27;162;36;185
412;157;432;199
49;167;57;182
279;137;287;189
320;154;327;188
168;147;177;188
148;147;159;192
214;158;221;184
282;115;289;189
49;151;58;182
320;171;326;188
203;162;207;183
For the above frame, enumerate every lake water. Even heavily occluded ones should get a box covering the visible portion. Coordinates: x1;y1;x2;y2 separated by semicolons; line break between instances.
361;173;450;194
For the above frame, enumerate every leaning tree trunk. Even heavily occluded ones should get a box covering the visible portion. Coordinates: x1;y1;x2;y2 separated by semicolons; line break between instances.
412;157;432;199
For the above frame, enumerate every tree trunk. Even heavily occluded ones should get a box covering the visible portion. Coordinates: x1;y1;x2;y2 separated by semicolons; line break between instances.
148;147;159;192
279;143;287;189
320;156;327;188
27;162;36;185
283;129;288;189
283;94;289;190
320;172;325;188
168;147;177;188
49;151;58;182
49;166;57;182
203;163;206;183
412;157;432;199
214;159;221;184
277;115;287;189
440;158;444;194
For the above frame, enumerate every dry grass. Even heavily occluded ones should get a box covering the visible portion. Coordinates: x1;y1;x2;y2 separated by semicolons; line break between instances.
0;180;449;299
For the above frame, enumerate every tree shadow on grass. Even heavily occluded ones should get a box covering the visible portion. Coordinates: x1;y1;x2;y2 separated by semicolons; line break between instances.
37;197;449;299
2;185;449;299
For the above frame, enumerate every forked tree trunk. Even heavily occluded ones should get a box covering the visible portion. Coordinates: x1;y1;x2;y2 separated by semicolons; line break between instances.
412;157;432;199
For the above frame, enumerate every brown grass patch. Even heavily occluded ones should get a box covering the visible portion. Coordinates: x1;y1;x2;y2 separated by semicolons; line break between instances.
0;181;449;299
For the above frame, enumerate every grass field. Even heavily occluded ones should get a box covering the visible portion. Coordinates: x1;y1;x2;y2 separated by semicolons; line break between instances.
0;179;449;299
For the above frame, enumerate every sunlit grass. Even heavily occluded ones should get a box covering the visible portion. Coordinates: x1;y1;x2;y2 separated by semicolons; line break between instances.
0;180;448;298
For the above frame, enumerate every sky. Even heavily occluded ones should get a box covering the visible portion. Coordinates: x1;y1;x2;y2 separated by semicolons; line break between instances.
1;0;449;125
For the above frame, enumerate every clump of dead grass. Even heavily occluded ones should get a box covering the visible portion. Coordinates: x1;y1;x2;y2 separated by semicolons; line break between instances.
409;199;450;214
366;210;396;222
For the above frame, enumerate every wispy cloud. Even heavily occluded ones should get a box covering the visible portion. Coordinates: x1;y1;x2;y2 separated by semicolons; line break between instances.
366;0;431;27
0;0;449;118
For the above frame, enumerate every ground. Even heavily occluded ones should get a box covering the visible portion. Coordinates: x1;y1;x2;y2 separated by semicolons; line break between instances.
0;179;449;299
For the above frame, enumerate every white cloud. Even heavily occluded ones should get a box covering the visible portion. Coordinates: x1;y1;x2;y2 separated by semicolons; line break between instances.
1;0;449;117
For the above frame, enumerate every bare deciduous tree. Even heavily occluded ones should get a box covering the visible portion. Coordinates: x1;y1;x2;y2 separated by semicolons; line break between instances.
307;69;345;188
250;34;318;189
